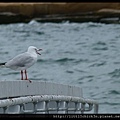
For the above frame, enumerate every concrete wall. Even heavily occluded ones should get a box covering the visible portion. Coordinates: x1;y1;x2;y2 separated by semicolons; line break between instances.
0;3;120;24
0;80;83;99
0;2;120;17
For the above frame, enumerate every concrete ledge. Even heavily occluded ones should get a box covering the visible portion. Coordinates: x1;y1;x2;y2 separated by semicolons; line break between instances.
0;3;120;24
0;80;83;99
0;3;120;16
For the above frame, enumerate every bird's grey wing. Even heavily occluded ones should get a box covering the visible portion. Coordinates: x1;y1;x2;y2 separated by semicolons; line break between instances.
5;53;34;68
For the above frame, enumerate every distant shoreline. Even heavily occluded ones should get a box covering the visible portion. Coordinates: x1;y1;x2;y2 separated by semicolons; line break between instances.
0;2;120;24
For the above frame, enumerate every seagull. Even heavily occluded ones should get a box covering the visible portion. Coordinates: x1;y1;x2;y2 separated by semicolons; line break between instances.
0;46;42;83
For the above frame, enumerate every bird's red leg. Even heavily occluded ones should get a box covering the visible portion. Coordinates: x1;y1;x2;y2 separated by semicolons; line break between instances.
25;70;31;83
25;70;28;80
21;70;23;80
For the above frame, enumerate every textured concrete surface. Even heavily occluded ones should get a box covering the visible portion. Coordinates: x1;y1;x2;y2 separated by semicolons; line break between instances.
0;3;120;24
0;80;83;99
0;3;120;16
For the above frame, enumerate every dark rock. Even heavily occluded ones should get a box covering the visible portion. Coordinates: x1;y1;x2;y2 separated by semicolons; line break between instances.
0;12;30;24
100;17;120;24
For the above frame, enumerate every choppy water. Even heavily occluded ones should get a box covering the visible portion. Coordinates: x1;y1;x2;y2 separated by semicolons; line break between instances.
0;21;120;113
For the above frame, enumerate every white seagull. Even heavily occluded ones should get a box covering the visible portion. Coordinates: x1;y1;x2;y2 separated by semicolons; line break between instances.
0;46;42;83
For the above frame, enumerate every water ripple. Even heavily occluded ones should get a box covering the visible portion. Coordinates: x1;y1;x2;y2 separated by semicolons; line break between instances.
89;61;106;67
108;69;120;78
92;41;108;51
108;90;120;95
55;58;75;62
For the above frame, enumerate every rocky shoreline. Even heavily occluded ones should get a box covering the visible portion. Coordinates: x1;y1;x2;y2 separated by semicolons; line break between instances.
0;3;120;24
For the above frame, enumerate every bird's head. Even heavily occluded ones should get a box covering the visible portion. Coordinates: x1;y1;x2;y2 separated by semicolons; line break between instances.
28;46;42;55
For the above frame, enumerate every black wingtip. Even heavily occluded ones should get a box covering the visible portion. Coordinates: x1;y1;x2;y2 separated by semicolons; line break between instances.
0;62;6;66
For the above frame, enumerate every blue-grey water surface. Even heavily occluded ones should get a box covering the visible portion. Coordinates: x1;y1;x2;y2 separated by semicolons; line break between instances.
0;20;120;113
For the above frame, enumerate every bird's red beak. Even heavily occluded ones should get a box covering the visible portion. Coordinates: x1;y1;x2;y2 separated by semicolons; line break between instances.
36;49;42;55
